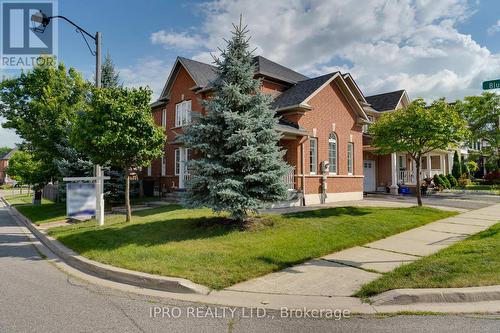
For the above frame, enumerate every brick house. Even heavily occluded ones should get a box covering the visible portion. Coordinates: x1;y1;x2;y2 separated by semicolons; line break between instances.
362;90;456;194
143;56;372;205
0;148;17;185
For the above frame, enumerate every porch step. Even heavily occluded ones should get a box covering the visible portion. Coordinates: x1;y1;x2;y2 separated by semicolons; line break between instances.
160;191;185;203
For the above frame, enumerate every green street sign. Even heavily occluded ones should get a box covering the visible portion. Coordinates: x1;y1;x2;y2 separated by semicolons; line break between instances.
482;79;500;90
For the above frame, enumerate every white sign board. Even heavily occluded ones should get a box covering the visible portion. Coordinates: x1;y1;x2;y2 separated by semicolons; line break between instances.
67;183;96;218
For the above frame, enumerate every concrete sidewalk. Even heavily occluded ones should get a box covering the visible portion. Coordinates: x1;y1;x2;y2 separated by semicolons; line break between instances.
227;203;500;300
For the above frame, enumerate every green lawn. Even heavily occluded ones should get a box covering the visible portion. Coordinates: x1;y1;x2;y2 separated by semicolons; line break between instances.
4;194;66;225
48;205;456;289
356;222;500;298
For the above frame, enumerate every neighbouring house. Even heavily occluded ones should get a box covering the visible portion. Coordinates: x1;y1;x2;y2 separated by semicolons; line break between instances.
0;147;17;186
362;90;457;194
142;56;371;205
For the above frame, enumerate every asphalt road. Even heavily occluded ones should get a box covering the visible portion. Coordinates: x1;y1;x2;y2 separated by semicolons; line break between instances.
1;200;500;332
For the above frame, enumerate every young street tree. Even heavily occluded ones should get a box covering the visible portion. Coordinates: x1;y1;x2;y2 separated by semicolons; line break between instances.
369;98;468;206
71;87;164;222
183;22;289;222
7;150;44;201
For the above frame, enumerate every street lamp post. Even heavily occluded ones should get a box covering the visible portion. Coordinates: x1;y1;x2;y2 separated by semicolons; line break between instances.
31;11;105;226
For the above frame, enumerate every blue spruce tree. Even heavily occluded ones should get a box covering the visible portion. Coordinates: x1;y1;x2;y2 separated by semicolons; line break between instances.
183;21;289;222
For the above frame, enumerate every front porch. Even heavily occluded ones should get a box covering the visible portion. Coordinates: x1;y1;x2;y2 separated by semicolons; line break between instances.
363;150;454;193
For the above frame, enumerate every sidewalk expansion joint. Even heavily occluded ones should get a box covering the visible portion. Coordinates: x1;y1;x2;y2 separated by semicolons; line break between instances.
319;258;381;274
360;245;423;258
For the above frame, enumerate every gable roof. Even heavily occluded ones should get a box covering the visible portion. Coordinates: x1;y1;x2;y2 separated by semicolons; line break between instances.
178;57;217;88
253;56;309;84
0;147;17;160
157;55;309;101
365;89;406;112
271;73;338;110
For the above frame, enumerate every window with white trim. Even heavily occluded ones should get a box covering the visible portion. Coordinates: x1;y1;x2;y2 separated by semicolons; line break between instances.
162;109;166;128
309;138;318;175
147;165;152;176
328;132;337;174
174;149;180;175
347;142;354;175
175;100;192;127
161;157;166;176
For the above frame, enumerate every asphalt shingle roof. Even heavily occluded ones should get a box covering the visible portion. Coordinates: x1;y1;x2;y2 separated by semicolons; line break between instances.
253;56;309;84
177;55;309;89
178;57;218;88
271;72;338;110
365;90;405;112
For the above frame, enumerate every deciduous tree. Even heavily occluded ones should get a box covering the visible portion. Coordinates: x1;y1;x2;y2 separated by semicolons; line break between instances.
369;99;468;206
71;87;164;222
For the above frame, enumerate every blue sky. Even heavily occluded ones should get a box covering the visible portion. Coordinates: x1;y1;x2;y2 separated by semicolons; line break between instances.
1;0;500;147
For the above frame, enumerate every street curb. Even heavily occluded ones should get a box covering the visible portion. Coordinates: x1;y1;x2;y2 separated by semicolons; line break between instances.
6;202;211;296
371;286;500;305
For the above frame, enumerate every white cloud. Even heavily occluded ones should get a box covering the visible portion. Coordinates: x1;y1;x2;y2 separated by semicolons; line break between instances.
487;20;500;35
151;0;500;101
119;57;173;99
151;30;204;50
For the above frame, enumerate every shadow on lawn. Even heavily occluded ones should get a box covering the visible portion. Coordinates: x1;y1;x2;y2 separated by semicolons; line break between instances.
282;206;371;219
54;215;238;252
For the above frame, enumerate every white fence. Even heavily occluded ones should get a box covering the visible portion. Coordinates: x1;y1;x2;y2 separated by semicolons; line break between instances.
398;169;443;184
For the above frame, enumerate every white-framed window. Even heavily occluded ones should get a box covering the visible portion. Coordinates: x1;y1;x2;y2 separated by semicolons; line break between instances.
162;109;167;128
328;132;337;174
175;100;192;127
398;155;405;170
347;142;354;175
174;149;180;175
362;115;374;133
421;156;428;170
309;138;318;175
161;156;166;176
147;165;152;177
430;155;441;170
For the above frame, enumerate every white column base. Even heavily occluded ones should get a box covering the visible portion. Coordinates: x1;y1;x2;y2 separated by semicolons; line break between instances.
389;185;399;195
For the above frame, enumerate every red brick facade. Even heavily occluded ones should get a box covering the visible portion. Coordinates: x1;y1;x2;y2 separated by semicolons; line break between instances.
143;59;366;204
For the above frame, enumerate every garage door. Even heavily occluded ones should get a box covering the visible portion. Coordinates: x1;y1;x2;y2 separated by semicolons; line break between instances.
363;160;376;192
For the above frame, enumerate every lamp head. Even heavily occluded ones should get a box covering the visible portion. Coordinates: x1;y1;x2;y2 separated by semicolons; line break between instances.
31;10;50;33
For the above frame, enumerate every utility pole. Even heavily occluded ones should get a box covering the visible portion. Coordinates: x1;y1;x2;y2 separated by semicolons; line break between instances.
94;32;104;226
31;12;106;226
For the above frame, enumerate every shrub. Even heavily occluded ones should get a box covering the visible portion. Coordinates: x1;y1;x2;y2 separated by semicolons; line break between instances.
433;174;444;191
458;175;472;187
446;174;458;187
440;174;451;189
484;170;500;185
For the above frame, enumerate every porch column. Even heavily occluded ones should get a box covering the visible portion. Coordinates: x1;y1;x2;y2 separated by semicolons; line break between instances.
427;154;431;177
390;152;398;195
440;154;445;175
447;153;454;174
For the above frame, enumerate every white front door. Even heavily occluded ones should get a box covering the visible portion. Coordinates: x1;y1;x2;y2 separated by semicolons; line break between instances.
363;160;376;192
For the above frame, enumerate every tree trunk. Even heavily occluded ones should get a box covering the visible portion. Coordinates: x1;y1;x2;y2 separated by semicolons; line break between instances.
124;168;131;222
415;156;422;207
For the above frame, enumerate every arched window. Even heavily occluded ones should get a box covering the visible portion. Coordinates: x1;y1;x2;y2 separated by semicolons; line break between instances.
328;132;337;174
